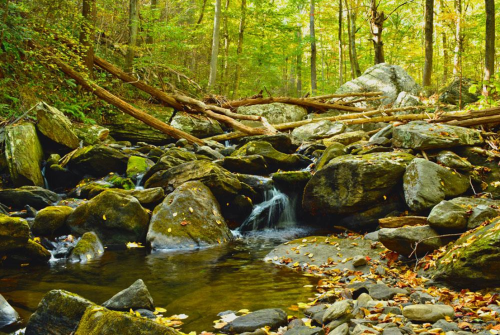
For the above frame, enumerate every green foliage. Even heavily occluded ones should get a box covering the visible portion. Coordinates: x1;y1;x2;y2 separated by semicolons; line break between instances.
469;73;500;108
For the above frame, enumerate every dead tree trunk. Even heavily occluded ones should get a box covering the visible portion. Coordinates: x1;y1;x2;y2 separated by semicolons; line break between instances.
370;0;385;64
483;0;495;95
422;0;434;88
80;0;97;76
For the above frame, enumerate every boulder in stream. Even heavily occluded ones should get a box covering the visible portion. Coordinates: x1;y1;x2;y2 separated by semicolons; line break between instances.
222;308;288;333
0;215;30;252
4;122;44;187
102;279;154;311
32;206;74;236
69;231;104;263
147;181;233;250
69;145;129;177
36;102;80;149
0;186;60;210
0;294;20;329
219;155;269;175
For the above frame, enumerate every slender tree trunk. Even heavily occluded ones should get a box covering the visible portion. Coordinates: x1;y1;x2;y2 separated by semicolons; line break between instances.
338;0;343;86
146;0;157;44
222;0;230;95
442;32;449;82
208;0;222;90
233;0;246;98
80;0;96;76
297;28;303;97
422;0;434;88
453;0;463;77
197;0;208;24
125;0;139;73
370;0;385;64
346;0;361;78
483;0;495;95
310;0;317;94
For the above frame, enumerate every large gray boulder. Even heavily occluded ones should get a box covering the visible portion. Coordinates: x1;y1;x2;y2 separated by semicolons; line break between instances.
403;158;470;212
147;181;233;250
393;122;483;150
69;145;129;177
291;121;345;143
36;102;80;149
237;103;307;124
334;63;421;106
171;112;224;138
4;123;44;187
378;225;445;257
303;152;414;215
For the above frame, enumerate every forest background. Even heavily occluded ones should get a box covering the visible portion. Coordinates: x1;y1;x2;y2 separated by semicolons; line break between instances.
0;0;497;121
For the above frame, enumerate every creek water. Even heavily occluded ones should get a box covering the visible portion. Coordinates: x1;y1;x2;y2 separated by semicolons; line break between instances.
0;229;318;332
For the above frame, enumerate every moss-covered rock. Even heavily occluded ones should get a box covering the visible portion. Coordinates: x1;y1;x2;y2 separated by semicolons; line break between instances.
5;239;51;265
170;112;224;138
436;150;473;171
0;186;61;210
36;102;80;149
271;171;312;193
379;225;445;257
4;123;44;187
236;134;294;153
75;306;179;335
231;141;311;171
292;120;345;143
102;279;154;311
143;149;197;181
323;130;368;146
69;145;129;177
303;152;415;215
107;173;135;190
220;155;269;175
126;156;154;179
32;206;74;236
147;181;233;250
73;123;110;145
145;160;242;204
432;218;500;288
87;188;165;209
25;290;95;335
393;121;483;150
66;190;150;246
0;215;30;252
69;232;104;263
315;142;346;171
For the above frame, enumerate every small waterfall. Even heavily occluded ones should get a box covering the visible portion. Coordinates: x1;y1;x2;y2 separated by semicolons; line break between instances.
135;173;145;190
238;187;297;232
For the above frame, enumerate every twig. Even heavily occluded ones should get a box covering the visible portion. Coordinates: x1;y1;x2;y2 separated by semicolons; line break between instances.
408;233;464;258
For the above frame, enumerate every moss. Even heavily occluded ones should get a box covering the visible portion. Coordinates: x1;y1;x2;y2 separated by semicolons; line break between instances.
70;232;104;261
126;156;150;179
0;215;30;251
108;174;135;190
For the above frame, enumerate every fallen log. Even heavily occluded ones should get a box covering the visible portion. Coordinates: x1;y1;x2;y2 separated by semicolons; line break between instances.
430;106;500;123
35;44;205;145
309;92;383;100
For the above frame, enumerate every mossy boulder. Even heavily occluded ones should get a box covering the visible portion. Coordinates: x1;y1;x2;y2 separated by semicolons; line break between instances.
36;102;80;149
0;215;30;252
107;173;135;190
32;206;74;236
436;150;473;171
126;156;154;179
75;306;179;335
145;160;242;204
87;188;165;209
66;191;150;246
236;134;294;153
102;279;154;311
0;186;61;210
69;145;129;177
303;152;415;215
69;232;104;263
143;149;197;181
222;308;288;333
73;123;110;145
171;112;224;138
403;158;470;212
272;171;312;193
315;142;346;171
323;130;368;147
393;121;483;150
25;290;95;335
291;120;345;143
237;103;307;124
220;155;269;175
231;141;311;171
5;239;51;265
4;123;44;187
147;181;233;250
432;218;500;288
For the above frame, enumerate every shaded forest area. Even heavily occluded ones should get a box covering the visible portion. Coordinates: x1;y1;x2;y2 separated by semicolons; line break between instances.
0;0;497;122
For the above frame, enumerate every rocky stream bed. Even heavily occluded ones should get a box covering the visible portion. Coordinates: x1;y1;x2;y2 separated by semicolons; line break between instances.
1;65;500;335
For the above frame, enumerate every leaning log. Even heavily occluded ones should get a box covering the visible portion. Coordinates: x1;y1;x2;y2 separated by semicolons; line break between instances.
37;45;205;145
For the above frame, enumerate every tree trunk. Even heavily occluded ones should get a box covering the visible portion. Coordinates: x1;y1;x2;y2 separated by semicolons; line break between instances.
197;0;208;24
125;0;139;73
233;0;246;98
222;0;230;95
483;0;495;95
310;0;317;94
453;0;463;77
208;0;222;90
370;0;385;64
338;0;343;86
422;0;434;88
80;0;96;76
296;28;303;97
346;0;361;78
146;0;157;44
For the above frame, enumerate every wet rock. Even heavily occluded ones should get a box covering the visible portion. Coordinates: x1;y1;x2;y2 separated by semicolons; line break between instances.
403;158;470;212
323;130;368;146
378;225;444;257
143;150;197;181
409;291;435;304
5;239;51;265
333;64;421;106
439;78;479;105
393;122;483;150
432;218;500;288
237;134;295;154
0;186;60;210
315;142;346;171
36;102;80;149
171;112;224;138
323;300;354;324
285;326;325;335
145;160;242;204
305;304;329;317
402;304;454;322
288;318;305;329
102;279;154;311
69;145;129;177
87;187;165;209
238;103;307;125
222;308;288;333
69;232;104;263
232;141;311;171
67;190;150;246
32;206;74;236
220;155;269;175
292;120;345;143
0;215;30;252
74;123;110;145
147;181;233;250
427;201;469;232
196;145;225;160
433;320;460;332
368;284;406;300
126;156;154;180
75;306;179;335
468;205;499;229
272;171;312;193
303;152;414;216
0;294;20;329
436;151;473;171
25;289;95;335
4;123;44;187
